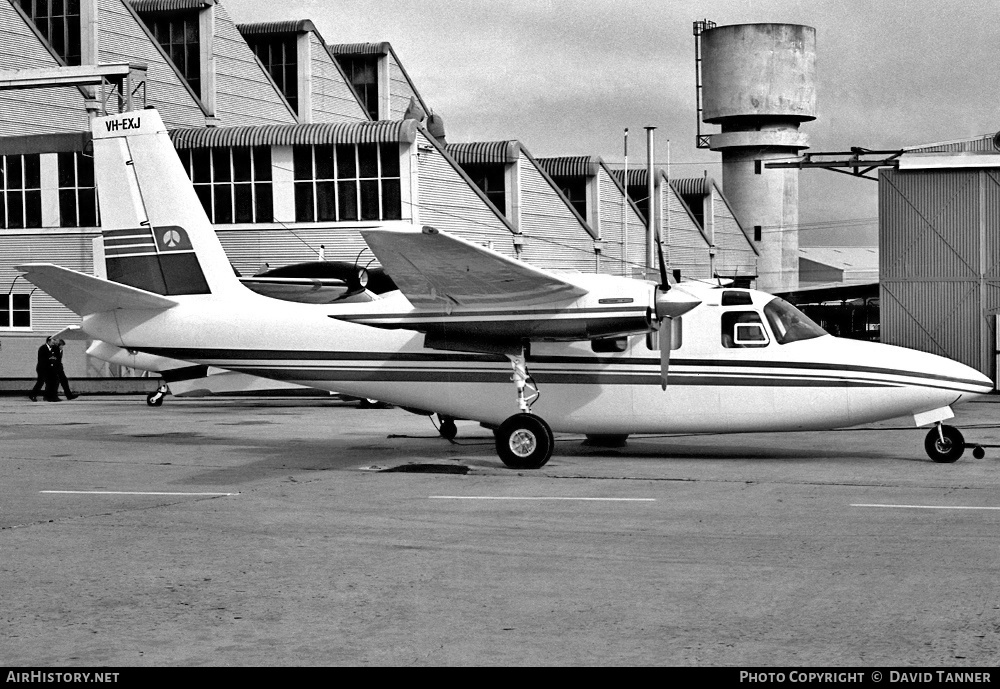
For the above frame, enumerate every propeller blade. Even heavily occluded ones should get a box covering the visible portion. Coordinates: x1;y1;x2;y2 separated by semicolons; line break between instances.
656;233;669;287
660;317;671;390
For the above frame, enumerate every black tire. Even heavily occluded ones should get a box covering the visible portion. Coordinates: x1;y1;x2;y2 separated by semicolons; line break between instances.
439;418;458;440
495;413;554;469
146;393;164;407
924;425;964;463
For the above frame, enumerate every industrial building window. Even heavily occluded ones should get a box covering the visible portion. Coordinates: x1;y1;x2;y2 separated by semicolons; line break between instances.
184;146;273;224
337;56;379;120
141;11;202;97
1;154;42;229
461;164;506;216
58;152;98;227
293;143;401;223
247;35;298;113
0;294;31;329
753;225;762;242
551;176;587;218
16;0;82;66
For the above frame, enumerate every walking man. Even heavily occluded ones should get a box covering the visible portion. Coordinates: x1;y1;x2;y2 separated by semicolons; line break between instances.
53;339;79;400
29;336;59;402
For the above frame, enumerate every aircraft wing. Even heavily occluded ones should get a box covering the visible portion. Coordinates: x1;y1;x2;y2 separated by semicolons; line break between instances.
359;226;588;309
17;263;177;316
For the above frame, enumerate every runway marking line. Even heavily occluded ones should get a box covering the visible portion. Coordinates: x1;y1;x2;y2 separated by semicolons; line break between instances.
41;491;237;496
429;496;655;502
852;503;1000;511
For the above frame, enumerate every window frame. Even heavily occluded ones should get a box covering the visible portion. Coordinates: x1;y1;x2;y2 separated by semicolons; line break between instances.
247;34;299;113
0;154;43;229
185;146;274;224
16;0;82;66
141;10;202;97
57;151;98;228
0;293;32;331
293;142;402;223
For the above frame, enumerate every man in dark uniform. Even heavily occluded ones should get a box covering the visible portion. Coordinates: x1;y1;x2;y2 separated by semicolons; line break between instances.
29;336;59;402
53;339;78;400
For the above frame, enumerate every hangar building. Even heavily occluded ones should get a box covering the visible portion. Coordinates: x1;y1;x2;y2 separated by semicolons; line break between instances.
0;0;756;386
879;133;1000;384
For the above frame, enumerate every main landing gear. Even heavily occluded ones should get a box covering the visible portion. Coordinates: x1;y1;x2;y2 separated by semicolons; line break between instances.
146;382;168;407
493;351;553;470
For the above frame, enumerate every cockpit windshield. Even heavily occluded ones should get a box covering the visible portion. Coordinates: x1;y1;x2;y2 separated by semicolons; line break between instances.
763;298;827;344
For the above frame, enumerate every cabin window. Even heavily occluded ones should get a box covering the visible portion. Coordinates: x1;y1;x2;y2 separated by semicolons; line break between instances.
0;154;42;229
764;298;827;344
16;0;82;66
58;152;98;227
721;290;753;307
0;293;31;329
293;143;401;222
184;146;273;223
247;34;298;113
721;311;769;348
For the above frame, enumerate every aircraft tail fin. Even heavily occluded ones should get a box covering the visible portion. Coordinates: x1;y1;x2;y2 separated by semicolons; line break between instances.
90;110;242;298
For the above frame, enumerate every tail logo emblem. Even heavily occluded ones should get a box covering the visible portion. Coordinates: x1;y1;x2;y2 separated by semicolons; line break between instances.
153;225;193;252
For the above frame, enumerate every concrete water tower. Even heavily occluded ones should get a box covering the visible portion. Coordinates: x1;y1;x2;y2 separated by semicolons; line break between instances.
695;22;817;292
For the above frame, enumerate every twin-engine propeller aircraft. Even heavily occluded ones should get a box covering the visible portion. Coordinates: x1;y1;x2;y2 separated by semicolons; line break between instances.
17;110;995;468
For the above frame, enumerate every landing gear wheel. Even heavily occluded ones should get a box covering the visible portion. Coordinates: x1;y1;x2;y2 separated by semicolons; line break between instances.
439;417;457;440
924;424;964;463
146;391;164;407
495;413;554;470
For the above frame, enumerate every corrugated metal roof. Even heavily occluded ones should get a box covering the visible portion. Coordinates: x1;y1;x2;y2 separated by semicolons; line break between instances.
904;133;998;153
236;20;316;35
670;177;714;196
169;120;418;148
609;168;651;187
130;0;215;12
536;156;600;177
327;42;391;56
446;141;521;165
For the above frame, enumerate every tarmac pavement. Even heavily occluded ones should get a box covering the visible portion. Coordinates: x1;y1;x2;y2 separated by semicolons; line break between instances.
2;394;1000;666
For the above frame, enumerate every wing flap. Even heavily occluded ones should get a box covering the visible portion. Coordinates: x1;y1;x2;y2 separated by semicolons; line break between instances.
360;226;587;309
17;263;177;316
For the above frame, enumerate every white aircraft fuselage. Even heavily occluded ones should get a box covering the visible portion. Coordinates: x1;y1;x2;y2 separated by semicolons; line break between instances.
80;281;990;436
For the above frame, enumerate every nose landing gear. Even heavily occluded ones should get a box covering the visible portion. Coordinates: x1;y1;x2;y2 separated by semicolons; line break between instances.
924;423;997;462
924;423;964;463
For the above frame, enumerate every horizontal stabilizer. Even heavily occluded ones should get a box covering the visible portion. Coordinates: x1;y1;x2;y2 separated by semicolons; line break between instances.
51;325;89;341
360;226;588;309
17;263;177;316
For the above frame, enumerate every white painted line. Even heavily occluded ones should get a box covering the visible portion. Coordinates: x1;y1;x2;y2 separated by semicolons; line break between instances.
852;503;1000;511
41;491;237;496
429;496;655;502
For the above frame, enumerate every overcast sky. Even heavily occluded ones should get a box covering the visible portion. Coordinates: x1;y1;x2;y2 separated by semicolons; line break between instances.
226;0;1000;246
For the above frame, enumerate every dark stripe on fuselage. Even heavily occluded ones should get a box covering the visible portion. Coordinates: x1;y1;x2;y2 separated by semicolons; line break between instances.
227;367;899;388
137;346;987;390
333;305;650;321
